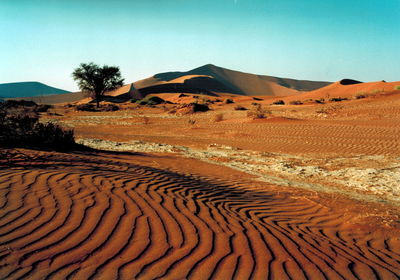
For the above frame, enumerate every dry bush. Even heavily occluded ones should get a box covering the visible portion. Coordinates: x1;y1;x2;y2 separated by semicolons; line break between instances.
247;104;270;119
212;113;224;122
272;100;285;105
188;119;196;125
329;97;348;102
225;98;234;104
289;100;303;105
0;102;75;151
234;105;247;110
394;85;400;90
355;93;367;99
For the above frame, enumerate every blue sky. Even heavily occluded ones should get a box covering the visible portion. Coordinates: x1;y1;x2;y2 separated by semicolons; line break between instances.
1;0;399;91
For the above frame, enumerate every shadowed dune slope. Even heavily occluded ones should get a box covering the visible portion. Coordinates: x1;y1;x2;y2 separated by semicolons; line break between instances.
133;64;332;98
0;82;70;98
0;151;399;279
295;80;400;100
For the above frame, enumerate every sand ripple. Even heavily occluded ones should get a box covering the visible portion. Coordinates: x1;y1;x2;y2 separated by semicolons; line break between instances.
0;151;399;279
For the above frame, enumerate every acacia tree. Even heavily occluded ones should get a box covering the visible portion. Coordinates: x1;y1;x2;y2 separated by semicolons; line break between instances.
72;62;124;108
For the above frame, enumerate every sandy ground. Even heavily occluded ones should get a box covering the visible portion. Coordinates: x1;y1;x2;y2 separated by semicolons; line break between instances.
0;149;399;279
1;85;400;279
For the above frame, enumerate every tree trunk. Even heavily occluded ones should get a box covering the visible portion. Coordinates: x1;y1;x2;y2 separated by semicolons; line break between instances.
95;92;100;108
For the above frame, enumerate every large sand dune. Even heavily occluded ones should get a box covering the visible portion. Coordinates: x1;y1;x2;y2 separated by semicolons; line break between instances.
0;150;399;279
132;64;331;98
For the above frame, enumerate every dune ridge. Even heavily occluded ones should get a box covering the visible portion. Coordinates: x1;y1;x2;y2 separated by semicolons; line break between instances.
0;151;399;279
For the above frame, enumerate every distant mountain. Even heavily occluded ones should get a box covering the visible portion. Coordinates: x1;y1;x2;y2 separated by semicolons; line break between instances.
0;82;70;98
132;64;332;98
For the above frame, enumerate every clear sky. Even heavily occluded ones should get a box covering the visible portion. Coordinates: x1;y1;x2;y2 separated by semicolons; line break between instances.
1;0;399;91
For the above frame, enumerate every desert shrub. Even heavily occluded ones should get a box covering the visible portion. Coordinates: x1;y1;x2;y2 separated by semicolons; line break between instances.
178;93;188;98
371;89;384;94
315;99;325;104
289;100;303;105
355;94;367;99
329;97;347;102
225;98;234;104
272;100;285;105
0;104;75;150
137;96;165;106
234;105;247;110
251;102;260;106
394;85;400;90
253;97;263;101
169;103;210;115
212;113;224;122
76;103;97;111
247;104;270;119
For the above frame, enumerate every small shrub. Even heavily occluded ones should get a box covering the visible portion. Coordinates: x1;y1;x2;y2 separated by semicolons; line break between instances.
253;97;263;101
289;100;303;105
251;102;260;106
247;104;270;119
315;99;325;104
394;85;400;90
272;100;285;105
225;98;234;104
136;96;166;106
355;94;367;99
212;113;224;122
234;105;247;110
329;97;347;102
76;103;96;111
188;119;196;125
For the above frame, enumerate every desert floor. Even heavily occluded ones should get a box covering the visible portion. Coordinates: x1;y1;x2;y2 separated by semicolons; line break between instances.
1;90;400;279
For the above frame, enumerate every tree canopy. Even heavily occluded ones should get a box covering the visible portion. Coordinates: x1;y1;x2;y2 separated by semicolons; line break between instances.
72;62;124;107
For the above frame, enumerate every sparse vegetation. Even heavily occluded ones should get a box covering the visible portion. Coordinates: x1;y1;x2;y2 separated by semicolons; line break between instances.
225;98;234;104
234;105;247;110
315;99;325;104
394;85;400;90
247;104;270;119
169;103;210;115
76;103;119;112
355;94;367;99
136;96;166;106
289;100;303;105
329;97;348;102
76;103;97;111
272;100;285;105
188;119;196;125
0;102;75;150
